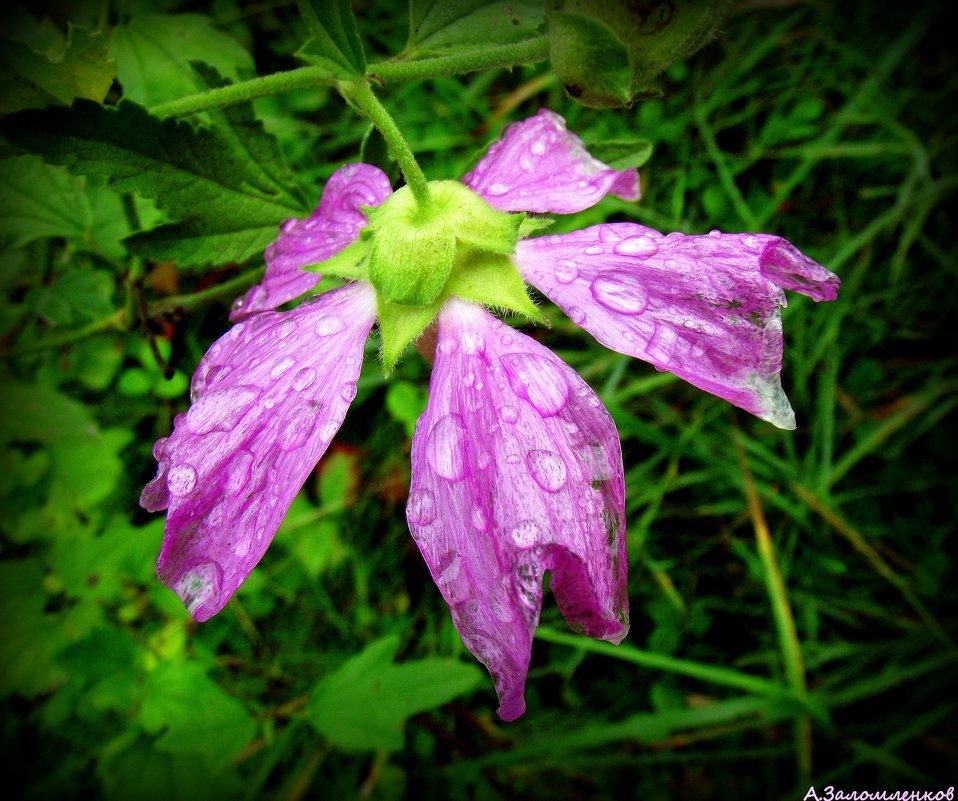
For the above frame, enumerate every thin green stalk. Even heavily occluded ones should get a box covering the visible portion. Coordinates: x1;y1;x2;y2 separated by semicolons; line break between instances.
149;66;335;119
337;80;430;209
368;36;550;83
734;435;812;783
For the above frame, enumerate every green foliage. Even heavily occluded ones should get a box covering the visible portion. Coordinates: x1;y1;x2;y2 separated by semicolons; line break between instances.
295;0;367;79
0;25;116;115
0;2;955;800
307;636;482;751
110;14;254;107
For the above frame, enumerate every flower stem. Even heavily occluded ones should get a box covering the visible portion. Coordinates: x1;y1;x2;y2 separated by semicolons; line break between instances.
149;65;335;119
146;37;550;120
338;80;431;210
369;37;550;83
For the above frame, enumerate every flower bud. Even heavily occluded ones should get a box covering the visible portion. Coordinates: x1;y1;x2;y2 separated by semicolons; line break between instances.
546;0;731;108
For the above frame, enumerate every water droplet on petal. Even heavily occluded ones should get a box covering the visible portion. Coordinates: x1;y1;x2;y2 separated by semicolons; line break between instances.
277;319;295;339
527;449;567;493
590;272;649;315
506;453;521;465
167;464;197;497
555;260;579;284
471;505;489;531
315;316;344;336
339;382;358;403
439;337;459;355
585;245;603;255
477;450;492;470
225;450;253;494
292;367;316;391
187;386;258;435
425;414;468;481
174;562;222;617
613;234;659;257
279;405;317;451
501;352;570;417
510;520;542;548
407;489;437;526
567;305;586;324
531;140;546;156
487;182;510;196
501;405;519;424
270;356;295;379
152;437;168;461
461;331;485;355
262;397;275;410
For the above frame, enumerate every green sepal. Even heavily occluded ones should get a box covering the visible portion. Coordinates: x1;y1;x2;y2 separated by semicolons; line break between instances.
378;297;441;375
446;251;543;324
518;215;555;238
302;237;370;280
367;203;455;306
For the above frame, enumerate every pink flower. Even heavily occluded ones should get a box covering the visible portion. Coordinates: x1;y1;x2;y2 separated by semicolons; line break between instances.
141;109;839;719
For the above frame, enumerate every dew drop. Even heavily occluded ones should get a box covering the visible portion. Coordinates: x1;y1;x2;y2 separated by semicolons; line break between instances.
471;505;489;531
225;450;253;494
407;488;438;526
506;453;521;465
292;367;316;391
510;520;542;548
613;234;659;257
425;414;468;481
501;352;570;417
501;405;519;424
277;319;295;339
590;272;649;315
530;140;546;156
315;316;344;336
585;245;603;255
339;382;358;403
439;336;459;355
262;397;275;410
555;259;579;284
167;464;197;497
527;449;567;493
151;437;167;461
270;356;295;379
174;562;222;618
461;331;485;355
279;405;317;451
487;182;510;196
567;305;586;325
186;386;258;435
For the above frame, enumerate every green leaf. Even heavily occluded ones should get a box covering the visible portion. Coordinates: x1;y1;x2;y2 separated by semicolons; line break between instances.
586;139;654;171
446;251;542;322
295;0;366;79
306;636;482;751
0;25;116;115
140;662;256;772
109;14;254;107
547;11;632;108
191;62;306;208
377;297;440;374
385;381;427;438
408;1;545;55
0;99;305;267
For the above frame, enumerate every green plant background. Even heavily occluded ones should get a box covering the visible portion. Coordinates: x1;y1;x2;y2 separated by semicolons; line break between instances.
0;1;955;799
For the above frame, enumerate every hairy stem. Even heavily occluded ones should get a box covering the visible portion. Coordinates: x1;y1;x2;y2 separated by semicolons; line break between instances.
338;80;430;209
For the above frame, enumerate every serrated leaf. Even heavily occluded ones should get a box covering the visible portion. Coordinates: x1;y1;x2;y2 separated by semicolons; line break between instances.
109;14;253;107
141;662;256;772
295;0;366;78
378;297;440;374
124;220;282;269
0;155;128;257
586;139;654;171
191;62;306;208
0;25;116;116
408;0;545;55
307;636;481;751
0;99;304;267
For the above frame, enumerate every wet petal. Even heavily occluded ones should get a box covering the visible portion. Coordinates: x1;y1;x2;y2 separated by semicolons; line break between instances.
407;299;628;721
141;283;377;621
462;109;640;214
230;164;392;321
516;224;841;429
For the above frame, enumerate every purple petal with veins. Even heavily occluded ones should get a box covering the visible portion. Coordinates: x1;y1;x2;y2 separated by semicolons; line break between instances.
407;299;629;721
462;109;640;214
230;164;392;321
141;282;376;621
515;224;841;429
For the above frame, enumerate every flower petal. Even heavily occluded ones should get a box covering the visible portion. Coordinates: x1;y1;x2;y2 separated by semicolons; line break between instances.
516;224;841;429
407;299;629;720
230;164;392;321
462;109;640;214
141;282;377;621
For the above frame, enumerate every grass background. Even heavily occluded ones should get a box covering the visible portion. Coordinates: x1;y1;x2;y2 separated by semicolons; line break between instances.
0;1;955;799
